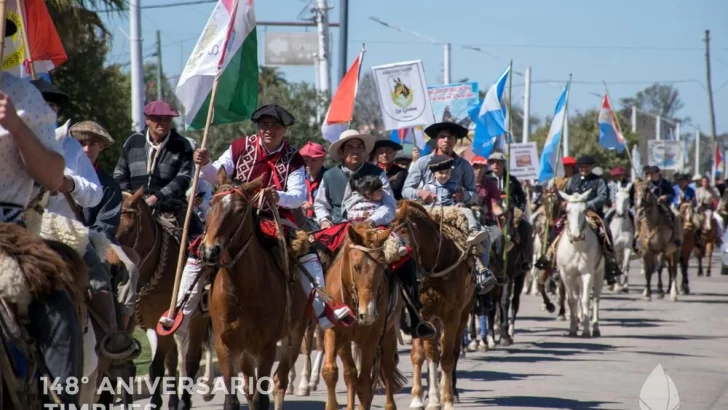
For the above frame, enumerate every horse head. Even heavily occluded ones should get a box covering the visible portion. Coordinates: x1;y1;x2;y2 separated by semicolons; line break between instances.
615;183;632;217
200;168;264;265
117;187;155;253
634;180;656;210
344;223;393;325
558;189;592;243
679;200;695;230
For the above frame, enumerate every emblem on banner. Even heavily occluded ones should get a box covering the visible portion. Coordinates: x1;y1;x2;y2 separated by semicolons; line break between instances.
390;77;413;109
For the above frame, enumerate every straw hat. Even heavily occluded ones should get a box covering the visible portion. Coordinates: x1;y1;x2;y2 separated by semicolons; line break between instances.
328;129;376;162
69;121;115;149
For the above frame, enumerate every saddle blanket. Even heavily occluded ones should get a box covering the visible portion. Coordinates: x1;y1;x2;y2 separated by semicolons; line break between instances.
189;218;296;258
309;222;411;269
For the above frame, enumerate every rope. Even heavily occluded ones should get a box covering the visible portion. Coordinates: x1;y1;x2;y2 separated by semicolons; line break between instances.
134;225;171;330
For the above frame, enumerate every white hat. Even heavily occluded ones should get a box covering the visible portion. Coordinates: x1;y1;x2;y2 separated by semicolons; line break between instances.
692;174;703;182
328;129;376;162
593;166;603;176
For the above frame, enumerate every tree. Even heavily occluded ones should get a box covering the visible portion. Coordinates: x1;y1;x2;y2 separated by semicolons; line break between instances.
619;83;685;120
351;72;383;134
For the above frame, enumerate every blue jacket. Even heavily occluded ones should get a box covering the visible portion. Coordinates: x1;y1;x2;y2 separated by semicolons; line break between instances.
672;185;696;207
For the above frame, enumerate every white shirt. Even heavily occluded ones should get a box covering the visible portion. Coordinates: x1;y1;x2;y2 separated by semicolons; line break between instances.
0;72;63;207
46;121;103;219
147;130;170;174
199;140;307;210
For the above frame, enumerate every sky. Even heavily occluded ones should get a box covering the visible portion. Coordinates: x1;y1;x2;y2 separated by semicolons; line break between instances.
100;0;728;139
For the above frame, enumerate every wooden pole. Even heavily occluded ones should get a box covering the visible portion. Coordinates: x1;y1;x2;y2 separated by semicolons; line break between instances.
0;1;8;66
15;0;35;80
503;59;512;276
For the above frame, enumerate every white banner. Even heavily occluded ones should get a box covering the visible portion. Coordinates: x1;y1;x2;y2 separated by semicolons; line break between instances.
371;60;435;131
509;143;540;181
646;140;683;171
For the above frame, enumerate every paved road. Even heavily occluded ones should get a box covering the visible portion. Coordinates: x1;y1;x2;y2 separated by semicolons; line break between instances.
136;256;728;409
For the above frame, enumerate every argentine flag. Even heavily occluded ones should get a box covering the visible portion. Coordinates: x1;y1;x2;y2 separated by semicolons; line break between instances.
470;65;510;158
598;95;625;152
538;83;570;183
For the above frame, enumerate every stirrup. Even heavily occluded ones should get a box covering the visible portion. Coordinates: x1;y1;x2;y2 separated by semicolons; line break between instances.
98;334;142;361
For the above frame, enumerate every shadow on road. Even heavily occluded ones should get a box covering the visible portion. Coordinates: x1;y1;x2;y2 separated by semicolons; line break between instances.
600;316;678;328
475;395;617;409
602;333;726;341
530;341;616;352
456;369;558;382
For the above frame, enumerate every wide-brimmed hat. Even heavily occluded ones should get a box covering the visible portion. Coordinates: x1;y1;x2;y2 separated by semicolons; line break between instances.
429;155;454;172
675;173;688;181
4;19;17;38
250;103;295;126
31;79;70;107
298;141;326;159
576;155;595;166
68;121;114;148
69;121;115;149
394;152;412;163
372;138;403;152
328;129;376;162
144;100;180;117
424;122;469;140
645;165;660;174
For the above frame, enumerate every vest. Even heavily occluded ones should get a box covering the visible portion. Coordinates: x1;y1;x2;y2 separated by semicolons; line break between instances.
322;162;383;223
230;135;305;222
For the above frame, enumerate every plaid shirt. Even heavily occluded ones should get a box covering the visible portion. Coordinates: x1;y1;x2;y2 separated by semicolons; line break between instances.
113;129;194;201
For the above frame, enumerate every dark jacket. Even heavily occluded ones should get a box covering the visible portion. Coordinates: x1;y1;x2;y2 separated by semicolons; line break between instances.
113;129;194;201
382;163;408;200
493;173;527;211
565;173;609;217
84;167;122;242
648;178;675;205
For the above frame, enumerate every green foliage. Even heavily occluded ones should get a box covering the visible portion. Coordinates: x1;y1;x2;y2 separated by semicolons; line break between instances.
530;109;638;172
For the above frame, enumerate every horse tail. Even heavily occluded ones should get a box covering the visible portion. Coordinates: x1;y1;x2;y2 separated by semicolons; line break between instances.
202;314;215;352
375;360;407;393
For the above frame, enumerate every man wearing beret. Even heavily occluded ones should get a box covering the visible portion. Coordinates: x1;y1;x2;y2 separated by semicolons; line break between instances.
299;140;328;229
114;100;195;209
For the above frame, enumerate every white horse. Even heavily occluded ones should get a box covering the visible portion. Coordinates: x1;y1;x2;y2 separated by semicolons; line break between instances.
556;189;605;338
609;184;634;293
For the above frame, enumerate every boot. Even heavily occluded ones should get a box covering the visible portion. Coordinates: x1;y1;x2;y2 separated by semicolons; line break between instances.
298;253;354;329
598;229;621;285
88;291;139;361
466;229;488;247
395;259;435;339
406;302;436;340
474;259;499;294
159;256;205;338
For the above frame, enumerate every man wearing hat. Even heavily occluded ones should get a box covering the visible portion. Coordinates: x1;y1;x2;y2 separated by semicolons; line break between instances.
299;140;328;228
642;165;682;250
33;83;140;367
370;136;408;200
114;100;195;210
0;18;82;406
606;167;634;219
553;157;576;191
394;152;413;170
314;128;436;339
402;122;506;285
71;121;142;336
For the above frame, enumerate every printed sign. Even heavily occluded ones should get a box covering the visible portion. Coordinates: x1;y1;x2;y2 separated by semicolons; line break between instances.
427;82;479;131
646;140;683;171
372;60;435;131
508;143;539;181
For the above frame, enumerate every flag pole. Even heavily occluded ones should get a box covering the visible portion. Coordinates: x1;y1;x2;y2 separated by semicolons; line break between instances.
540;74;572;256
503;59;513;275
602;81;639;178
161;0;241;332
15;0;35;80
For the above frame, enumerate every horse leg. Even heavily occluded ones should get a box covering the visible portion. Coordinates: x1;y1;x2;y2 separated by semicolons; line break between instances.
706;242;714;277
382;327;401;410
486;296;497;349
309;325;325;391
424;336;442;410
592;266;604;337
274;321;306;410
439;320;459;410
557;279;566;321
656;255;665;298
510;273;526;340
336;339;357;410
214;335;240;410
563;272;578;337
354;343;376;410
147;335;171;409
620;245;631;292
579;272;593;338
322;329;343;410
175;315;207;410
294;321;313;396
643;254;653;301
249;344;276;410
201;347;215;402
409;337;426;409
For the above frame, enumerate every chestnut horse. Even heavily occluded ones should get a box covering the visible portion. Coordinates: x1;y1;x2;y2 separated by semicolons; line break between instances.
201;170;308;410
321;224;406;410
677;201;698;294
117;189;212;409
695;206;717;277
393;201;475;410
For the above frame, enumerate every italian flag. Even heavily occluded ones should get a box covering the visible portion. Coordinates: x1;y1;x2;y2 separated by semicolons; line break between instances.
175;0;258;130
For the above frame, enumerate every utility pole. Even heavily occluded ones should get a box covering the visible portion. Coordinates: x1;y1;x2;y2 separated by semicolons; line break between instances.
522;66;531;143
315;0;331;98
130;0;144;132
338;0;348;83
156;30;163;100
656;115;661;141
631;106;637;133
704;29;718;184
695;129;700;175
443;43;451;84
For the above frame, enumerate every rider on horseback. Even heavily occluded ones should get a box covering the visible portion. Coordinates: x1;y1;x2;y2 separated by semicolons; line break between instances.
672;173;702;247
636;166;682;250
0;27;82;405
695;175;724;245
33;82;139;364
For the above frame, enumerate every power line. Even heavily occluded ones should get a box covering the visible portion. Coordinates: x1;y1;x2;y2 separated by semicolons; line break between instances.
95;0;216;13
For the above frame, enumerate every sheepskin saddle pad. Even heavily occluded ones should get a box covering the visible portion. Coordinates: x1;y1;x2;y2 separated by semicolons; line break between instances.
426;206;482;256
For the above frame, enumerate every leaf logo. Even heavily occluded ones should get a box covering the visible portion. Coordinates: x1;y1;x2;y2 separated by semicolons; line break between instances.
639;364;680;410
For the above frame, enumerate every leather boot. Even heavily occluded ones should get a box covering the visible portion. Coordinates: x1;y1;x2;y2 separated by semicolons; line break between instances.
598;229;620;284
88;291;139;361
395;259;435;339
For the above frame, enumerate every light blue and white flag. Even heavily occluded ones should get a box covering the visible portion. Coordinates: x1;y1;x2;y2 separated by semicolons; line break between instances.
538;83;570;183
470;65;510;158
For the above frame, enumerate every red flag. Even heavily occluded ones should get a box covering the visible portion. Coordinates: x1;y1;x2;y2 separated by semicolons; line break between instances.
326;52;363;124
23;0;67;69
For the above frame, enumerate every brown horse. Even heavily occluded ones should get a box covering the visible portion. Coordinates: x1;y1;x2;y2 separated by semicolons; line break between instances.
529;190;567;318
394;200;475;410
201;170;308;410
117;189;211;410
695;206;718;277
320;224;406;410
677;201;698;294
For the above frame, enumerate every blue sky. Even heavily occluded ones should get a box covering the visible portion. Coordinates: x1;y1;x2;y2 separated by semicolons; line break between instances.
101;0;728;137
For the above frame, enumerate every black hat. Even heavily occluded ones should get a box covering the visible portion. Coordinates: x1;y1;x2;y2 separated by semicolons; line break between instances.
5;19;16;38
373;138;403;152
394;152;412;163
575;155;595;166
428;154;454;172
645;165;661;174
675;173;688;181
31;79;70;107
424;122;469;140
250;104;295;126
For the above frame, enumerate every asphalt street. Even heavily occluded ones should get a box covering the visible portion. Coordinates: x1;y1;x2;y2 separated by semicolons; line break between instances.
135;255;728;409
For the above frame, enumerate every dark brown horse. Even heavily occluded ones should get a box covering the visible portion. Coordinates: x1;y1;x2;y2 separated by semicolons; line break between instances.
393;201;475;410
117;189;211;410
321;224;406;410
201;169;309;410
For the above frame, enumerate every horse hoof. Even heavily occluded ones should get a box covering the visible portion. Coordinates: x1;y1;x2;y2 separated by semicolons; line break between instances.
308;382;319;392
500;336;513;346
557;315;566;321
567;331;578;337
410;397;425;409
453;394;461;404
177;398;192;410
657;292;665;300
545;302;556;313
592;329;601;337
581;331;591;338
467;341;478;352
620;286;630;294
671;294;678;302
426;403;442;410
477;343;488;353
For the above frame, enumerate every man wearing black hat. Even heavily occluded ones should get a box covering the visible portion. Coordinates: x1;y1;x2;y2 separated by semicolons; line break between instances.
641;165;682;249
370;137;408;199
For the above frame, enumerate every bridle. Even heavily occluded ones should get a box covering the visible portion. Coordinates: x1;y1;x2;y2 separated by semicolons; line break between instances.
340;241;389;322
564;201;588;243
120;200;159;271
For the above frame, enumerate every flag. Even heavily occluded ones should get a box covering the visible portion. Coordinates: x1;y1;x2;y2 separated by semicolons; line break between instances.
598;94;625;152
470;65;510;158
538;82;570;183
322;50;364;143
715;144;723;173
176;0;258;130
388;126;426;149
3;0;67;78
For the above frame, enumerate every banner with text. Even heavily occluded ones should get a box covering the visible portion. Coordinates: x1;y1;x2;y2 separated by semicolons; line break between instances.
509;143;540;181
646;140;683;171
427;82;479;131
372;60;435;130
